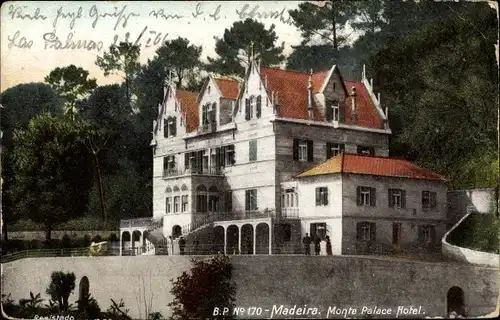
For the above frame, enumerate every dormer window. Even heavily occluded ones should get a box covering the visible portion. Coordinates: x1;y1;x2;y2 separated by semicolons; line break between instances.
245;95;262;120
325;101;340;122
164;116;177;138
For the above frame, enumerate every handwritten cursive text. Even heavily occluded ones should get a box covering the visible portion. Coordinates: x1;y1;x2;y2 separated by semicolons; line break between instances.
113;26;169;49
7;5;47;21
42;30;103;52
52;6;83;30
89;5;140;31
149;9;183;20
7;31;34;49
236;4;294;25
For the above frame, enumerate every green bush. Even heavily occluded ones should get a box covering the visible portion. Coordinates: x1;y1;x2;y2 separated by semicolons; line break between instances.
448;212;500;254
168;255;236;319
62;234;72;248
108;233;119;242
83;235;91;247
91;235;102;243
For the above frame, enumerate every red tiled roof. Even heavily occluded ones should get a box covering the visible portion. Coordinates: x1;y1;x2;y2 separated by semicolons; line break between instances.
297;153;447;181
345;81;384;129
260;67;322;121
176;90;198;133
214;78;240;99
260;67;385;129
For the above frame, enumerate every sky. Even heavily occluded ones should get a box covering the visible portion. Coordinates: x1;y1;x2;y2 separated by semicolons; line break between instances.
0;1;312;92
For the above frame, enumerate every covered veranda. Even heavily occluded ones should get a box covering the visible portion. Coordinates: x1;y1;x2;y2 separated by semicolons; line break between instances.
212;218;273;255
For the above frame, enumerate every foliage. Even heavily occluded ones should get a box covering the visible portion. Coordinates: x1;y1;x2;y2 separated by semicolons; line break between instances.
18;292;44;318
46;271;76;312
370;1;498;188
95;41;141;107
10;114;95;240
0;83;64;240
289;1;355;51
207;19;285;76
105;298;132;320
447;212;500;254
44;64;97;120
168;255;236;320
154;37;203;88
149;311;166;320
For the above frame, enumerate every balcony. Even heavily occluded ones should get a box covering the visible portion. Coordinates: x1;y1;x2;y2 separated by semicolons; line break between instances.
163;166;224;178
120;217;163;230
198;122;217;134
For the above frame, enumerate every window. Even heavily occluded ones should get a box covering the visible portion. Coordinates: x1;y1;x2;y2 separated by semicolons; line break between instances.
245;97;254;120
326;142;344;159
315;187;329;206
166;197;172;214
164;117;176;137
357;186;376;206
310;223;327;240
418;225;436;244
357;222;376;241
225;191;232;212
181;195;188;212
196;185;207;212
293;139;313;162
224;145;235;166
256;95;262;118
388;189;406;208
422;191;437;210
333;104;340;121
282;189;297;208
202;104;210;125
245;189;257;211
174;196;180;213
208;186;219;212
249;140;257;162
163;156;176;176
357;146;375;156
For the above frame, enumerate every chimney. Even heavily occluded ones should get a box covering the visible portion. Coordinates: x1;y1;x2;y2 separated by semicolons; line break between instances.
384;106;389;129
307;69;313;120
264;74;268;89
351;86;357;124
275;91;280;106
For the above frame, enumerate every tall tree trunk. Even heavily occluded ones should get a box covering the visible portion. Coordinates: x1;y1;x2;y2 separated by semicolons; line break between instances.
63;295;69;312
94;154;106;222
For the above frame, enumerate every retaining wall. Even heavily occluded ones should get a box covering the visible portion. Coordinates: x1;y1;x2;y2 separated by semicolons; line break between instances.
2;255;498;319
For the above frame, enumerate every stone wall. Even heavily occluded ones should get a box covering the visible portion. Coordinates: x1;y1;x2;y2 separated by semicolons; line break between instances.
2;256;498;319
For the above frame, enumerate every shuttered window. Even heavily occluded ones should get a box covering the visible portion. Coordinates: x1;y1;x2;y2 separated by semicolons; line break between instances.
315;187;329;206
357;222;376;241
169;117;177;137
245;98;251;120
388;189;406;208
245;189;257;211
357;186;376;206
422;191;437;210
326;142;344;159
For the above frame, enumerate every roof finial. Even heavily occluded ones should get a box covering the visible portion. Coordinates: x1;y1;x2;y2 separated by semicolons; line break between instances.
308;70;312;89
362;64;366;81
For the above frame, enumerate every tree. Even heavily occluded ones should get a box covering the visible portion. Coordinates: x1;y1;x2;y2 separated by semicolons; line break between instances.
11;114;95;240
350;0;386;36
46;271;76;312
1;83;64;240
95;42;141;108
369;1;498;188
44;65;97;120
153;37;202;89
207;19;285;76
289;1;355;53
168;255;236;319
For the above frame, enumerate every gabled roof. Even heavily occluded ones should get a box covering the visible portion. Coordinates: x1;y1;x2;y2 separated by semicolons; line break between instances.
296;153;447;181
260;66;385;129
214;78;240;99
260;67;322;121
344;81;384;129
176;90;198;133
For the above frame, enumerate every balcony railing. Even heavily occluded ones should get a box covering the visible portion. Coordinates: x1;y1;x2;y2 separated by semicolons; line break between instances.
163;166;224;178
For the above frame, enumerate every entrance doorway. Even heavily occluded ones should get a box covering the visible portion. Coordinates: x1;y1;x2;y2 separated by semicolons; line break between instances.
392;223;401;245
447;286;465;316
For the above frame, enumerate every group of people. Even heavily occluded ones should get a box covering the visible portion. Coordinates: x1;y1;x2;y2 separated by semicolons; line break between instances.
302;233;332;256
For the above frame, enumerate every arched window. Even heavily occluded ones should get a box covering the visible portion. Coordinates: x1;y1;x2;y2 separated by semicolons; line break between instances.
166;186;172;193
173;186;180;193
181;184;188;191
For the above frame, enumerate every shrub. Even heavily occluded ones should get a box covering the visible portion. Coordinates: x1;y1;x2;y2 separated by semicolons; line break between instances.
108;233;119;242
31;239;42;250
91;235;102;243
62;234;72;248
83;235;91;247
168;255;236;319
